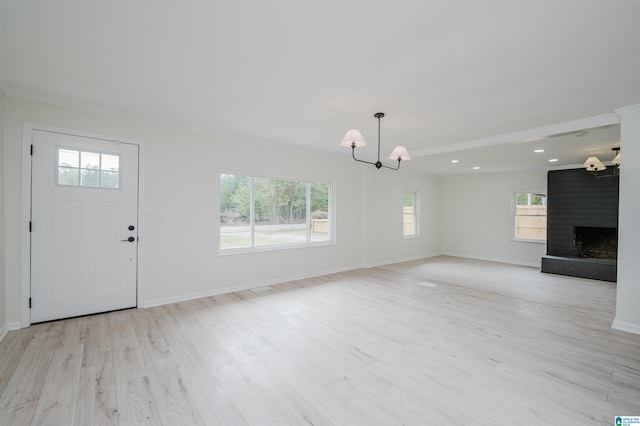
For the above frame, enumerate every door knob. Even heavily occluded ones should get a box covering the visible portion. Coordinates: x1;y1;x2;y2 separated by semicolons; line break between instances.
121;236;135;242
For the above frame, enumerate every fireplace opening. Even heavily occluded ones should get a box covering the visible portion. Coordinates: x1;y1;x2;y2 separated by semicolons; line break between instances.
573;226;617;260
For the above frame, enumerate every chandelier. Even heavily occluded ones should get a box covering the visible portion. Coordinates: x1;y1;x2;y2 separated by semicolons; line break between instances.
340;112;411;170
583;147;620;177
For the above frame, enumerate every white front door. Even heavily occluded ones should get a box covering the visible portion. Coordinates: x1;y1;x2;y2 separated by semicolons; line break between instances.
30;129;139;323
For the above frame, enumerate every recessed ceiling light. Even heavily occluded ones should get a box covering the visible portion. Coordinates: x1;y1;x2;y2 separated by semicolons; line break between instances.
473;166;480;170
534;149;545;153
549;158;559;162
451;160;459;163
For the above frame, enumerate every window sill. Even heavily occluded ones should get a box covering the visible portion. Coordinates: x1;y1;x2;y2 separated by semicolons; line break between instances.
512;237;546;244
218;240;335;256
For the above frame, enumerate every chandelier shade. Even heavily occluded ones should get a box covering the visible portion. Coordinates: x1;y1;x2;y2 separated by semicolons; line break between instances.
583;156;606;172
389;146;411;160
340;129;367;148
612;152;621;165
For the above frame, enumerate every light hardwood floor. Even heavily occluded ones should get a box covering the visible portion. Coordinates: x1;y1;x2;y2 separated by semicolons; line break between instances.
1;256;639;425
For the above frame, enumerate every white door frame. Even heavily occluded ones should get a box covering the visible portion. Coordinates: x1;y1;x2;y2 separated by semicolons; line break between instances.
21;122;145;328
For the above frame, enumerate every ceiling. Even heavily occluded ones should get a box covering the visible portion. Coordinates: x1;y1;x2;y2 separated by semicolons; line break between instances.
1;0;639;176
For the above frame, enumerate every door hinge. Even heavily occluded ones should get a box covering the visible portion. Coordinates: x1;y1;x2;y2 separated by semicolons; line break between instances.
30;144;33;155
29;221;32;232
29;298;32;309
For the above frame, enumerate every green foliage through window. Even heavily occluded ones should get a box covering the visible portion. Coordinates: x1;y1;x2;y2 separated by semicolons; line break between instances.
517;193;545;205
220;174;331;250
57;148;120;189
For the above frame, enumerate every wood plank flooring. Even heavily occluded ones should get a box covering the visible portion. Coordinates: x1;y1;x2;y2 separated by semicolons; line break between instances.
1;256;639;425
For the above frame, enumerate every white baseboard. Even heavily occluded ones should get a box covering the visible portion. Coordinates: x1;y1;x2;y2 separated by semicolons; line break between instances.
440;252;541;269
141;252;537;310
142;253;446;309
0;322;21;343
612;318;640;335
141;264;361;308
365;252;442;268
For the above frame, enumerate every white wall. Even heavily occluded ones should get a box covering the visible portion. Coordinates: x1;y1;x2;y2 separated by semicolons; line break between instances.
5;94;635;334
441;170;547;267
2;96;440;325
366;168;441;265
613;104;640;334
0;91;6;336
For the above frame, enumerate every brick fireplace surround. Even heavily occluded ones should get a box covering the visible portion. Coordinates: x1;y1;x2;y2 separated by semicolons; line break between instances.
541;168;619;282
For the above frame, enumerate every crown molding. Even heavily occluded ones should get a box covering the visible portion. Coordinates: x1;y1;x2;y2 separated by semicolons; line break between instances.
614;104;640;116
3;87;279;146
4;86;136;118
411;113;620;158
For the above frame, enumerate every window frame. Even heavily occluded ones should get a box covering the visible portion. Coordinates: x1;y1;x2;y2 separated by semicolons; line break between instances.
55;146;122;190
512;190;547;243
403;190;419;238
218;171;335;254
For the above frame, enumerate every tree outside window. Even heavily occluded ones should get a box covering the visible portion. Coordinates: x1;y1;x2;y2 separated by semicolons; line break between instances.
220;173;332;251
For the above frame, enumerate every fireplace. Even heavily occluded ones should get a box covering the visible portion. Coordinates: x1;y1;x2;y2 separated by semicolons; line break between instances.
541;168;619;282
573;226;618;260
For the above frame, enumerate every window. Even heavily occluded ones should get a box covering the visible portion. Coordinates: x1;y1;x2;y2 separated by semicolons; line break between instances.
220;173;332;251
514;191;547;242
403;191;419;237
57;147;121;189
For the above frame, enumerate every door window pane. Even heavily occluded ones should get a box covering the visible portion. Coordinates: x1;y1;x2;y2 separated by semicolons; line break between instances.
102;154;120;171
58;149;79;167
58;167;80;185
81;169;100;187
56;147;121;189
81;151;100;169
101;171;120;189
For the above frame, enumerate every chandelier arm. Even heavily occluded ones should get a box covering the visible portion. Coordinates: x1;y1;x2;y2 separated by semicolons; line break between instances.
380;160;402;171
351;145;378;166
352;143;402;170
